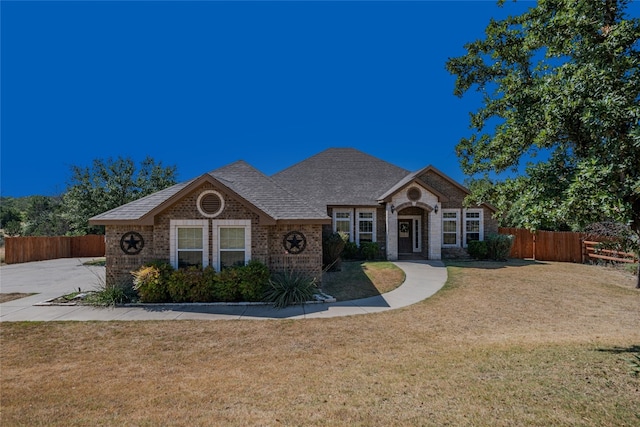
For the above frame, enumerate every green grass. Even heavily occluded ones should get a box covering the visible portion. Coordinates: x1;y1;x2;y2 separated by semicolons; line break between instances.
321;260;405;300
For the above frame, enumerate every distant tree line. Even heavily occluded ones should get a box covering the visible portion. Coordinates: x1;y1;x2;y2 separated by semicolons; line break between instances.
0;157;177;237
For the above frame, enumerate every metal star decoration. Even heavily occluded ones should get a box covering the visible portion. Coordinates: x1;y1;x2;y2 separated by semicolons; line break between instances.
282;231;307;254
120;231;144;255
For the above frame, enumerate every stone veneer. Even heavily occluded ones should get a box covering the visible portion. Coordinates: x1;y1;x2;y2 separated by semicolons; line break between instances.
104;182;323;286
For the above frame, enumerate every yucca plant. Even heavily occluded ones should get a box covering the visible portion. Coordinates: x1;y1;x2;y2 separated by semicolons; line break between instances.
264;270;317;309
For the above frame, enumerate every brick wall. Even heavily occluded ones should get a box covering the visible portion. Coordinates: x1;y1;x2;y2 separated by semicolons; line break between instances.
268;224;323;283
104;182;322;286
105;225;155;286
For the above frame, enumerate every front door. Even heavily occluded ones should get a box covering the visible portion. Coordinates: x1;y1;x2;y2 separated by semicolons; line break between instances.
398;220;413;254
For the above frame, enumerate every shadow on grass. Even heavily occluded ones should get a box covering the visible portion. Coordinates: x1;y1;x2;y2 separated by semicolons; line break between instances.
596;344;640;354
444;258;549;270
321;261;382;301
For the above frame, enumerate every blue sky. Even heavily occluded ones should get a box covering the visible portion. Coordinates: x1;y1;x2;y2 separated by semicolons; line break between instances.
2;0;632;197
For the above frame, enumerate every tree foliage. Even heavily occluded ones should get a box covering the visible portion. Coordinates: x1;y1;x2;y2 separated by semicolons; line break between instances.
446;0;640;236
63;157;177;234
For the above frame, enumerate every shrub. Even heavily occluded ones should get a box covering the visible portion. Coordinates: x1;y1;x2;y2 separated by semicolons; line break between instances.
486;234;514;261
467;240;488;260
189;266;218;302
237;260;270;301
167;267;204;303
89;280;137;306
132;264;169;303
360;242;379;260
215;267;242;302
264;271;317;308
342;241;359;260
323;231;348;271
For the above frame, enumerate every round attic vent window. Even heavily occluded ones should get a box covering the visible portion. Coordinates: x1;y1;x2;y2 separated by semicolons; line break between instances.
407;187;422;201
197;190;225;217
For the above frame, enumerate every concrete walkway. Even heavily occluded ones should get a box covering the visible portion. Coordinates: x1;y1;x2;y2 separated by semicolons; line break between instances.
0;257;447;321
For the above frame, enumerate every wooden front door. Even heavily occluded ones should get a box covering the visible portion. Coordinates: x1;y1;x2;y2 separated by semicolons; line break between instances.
398;220;413;254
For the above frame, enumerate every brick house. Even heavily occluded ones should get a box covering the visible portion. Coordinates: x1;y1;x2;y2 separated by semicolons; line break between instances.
90;148;497;286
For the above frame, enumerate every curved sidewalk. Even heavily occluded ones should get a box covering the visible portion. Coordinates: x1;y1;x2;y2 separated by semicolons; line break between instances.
0;258;447;322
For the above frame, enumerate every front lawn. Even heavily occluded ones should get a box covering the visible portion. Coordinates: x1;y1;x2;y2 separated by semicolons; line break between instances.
321;260;405;300
1;261;638;426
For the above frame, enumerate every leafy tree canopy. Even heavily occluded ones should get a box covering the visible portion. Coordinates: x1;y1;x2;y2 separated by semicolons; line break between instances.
63;156;178;234
446;0;640;235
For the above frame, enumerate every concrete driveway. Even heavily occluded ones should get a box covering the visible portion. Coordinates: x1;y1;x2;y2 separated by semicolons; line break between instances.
0;257;447;321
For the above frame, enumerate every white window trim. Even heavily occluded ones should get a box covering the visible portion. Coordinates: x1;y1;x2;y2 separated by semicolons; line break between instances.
170;219;209;269
355;208;377;245
333;209;353;242
463;208;484;248
212;219;251;270
442;208;460;248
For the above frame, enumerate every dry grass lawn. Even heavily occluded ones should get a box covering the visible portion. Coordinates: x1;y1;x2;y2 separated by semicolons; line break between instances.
322;261;405;300
1;260;639;426
0;293;35;303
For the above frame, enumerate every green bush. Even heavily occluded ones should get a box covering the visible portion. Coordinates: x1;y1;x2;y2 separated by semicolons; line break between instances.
323;231;348;271
238;260;270;301
215;267;242;302
342;241;359;260
188;266;218;302
264;271;317;308
132;264;171;303
467;240;488;260
360;242;379;260
167;267;204;303
132;260;272;303
486;234;514;261
89;280;137;306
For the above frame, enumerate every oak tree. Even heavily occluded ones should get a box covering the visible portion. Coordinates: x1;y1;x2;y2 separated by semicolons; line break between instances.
446;0;640;286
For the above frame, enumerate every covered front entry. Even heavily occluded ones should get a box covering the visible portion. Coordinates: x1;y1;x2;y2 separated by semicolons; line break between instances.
397;215;422;254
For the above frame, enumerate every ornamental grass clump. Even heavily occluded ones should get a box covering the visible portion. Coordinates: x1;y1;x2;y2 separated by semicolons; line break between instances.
264;270;317;309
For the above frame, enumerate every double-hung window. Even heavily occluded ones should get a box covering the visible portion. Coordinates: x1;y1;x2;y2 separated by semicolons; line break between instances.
212;219;251;270
171;220;209;269
333;210;352;241
442;209;459;247
219;227;246;269
356;210;375;244
463;209;483;246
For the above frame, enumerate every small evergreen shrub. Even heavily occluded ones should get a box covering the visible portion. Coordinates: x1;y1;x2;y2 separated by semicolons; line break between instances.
132;264;170;303
216;267;242;301
238;260;270;301
467;240;488;260
167;267;203;303
342;241;359;260
323;231;348;271
360;242;379;260
265;271;317;308
487;234;514;261
188;266;218;302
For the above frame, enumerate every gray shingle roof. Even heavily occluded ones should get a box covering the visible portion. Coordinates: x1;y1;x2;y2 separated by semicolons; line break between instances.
208;161;329;220
89;161;329;224
272;148;409;210
88;179;196;222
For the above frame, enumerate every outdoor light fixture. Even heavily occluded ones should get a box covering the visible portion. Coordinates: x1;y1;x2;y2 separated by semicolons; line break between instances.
390;204;395;213
434;204;439;214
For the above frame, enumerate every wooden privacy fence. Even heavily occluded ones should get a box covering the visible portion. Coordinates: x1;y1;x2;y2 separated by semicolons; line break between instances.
498;227;587;263
4;235;105;264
